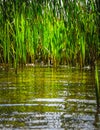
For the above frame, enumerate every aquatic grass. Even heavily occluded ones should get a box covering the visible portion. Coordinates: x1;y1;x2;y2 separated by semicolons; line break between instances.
6;21;10;64
0;0;99;68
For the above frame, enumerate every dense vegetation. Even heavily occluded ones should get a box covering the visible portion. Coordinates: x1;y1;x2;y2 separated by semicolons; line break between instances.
0;0;100;69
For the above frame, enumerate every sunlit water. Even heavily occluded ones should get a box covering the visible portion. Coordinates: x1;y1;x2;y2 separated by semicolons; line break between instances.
0;66;100;130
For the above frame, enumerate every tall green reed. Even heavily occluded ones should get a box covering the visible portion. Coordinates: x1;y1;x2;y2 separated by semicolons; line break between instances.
0;0;99;69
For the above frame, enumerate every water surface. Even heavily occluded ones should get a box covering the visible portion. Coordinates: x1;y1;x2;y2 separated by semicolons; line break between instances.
0;66;100;129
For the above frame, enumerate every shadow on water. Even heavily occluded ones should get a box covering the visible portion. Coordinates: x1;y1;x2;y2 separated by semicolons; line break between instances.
0;66;100;129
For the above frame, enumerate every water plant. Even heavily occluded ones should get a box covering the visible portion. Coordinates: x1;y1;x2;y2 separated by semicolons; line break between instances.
0;0;100;69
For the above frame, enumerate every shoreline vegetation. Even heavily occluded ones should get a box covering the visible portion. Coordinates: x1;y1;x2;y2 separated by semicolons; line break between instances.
0;0;100;111
0;0;100;70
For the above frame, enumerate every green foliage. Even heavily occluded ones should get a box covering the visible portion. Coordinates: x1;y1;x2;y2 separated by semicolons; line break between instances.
0;0;100;68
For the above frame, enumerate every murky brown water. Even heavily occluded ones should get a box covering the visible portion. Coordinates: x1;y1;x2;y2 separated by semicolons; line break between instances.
0;66;100;129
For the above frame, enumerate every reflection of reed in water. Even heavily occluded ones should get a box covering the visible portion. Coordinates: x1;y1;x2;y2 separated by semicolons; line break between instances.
95;64;100;108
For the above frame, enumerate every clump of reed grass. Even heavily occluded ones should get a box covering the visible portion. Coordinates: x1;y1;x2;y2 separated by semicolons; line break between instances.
0;0;100;69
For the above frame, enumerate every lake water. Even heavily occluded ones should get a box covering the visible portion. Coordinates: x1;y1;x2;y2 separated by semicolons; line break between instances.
0;66;100;129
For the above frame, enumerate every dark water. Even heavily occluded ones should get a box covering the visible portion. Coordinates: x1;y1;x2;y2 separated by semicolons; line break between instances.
0;66;100;130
